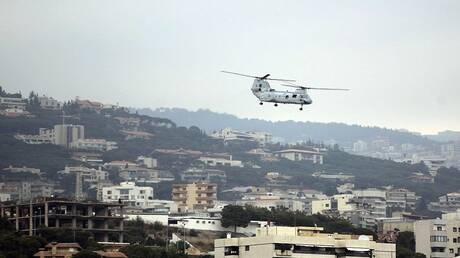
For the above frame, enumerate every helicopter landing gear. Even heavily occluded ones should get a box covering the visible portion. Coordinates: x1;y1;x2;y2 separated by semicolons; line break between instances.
259;102;263;105
274;103;278;107
299;105;303;111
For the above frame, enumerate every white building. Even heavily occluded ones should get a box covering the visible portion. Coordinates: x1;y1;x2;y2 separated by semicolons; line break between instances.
353;140;368;153
215;226;395;258
102;182;154;209
70;138;118;152
0;96;26;109
415;210;460;258
38;95;61;110
199;155;243;167
274;149;324;164
0;193;11;202
169;216;270;235
311;194;355;215
211;127;272;145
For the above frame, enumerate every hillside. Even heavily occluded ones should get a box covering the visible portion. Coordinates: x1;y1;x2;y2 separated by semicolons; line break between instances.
135;107;437;147
1;102;458;208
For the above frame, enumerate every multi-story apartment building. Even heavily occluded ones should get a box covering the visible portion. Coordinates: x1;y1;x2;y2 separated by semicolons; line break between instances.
211;127;272;146
350;188;388;230
0;198;125;242
0;181;55;202
215;226;395;258
415;210;460;258
54;124;85;147
429;193;460;213
172;182;217;213
181;167;227;184
386;188;418;213
0;96;26;109
199;155;243;167
70;138;118;151
274;149;324;164
102;182;154;209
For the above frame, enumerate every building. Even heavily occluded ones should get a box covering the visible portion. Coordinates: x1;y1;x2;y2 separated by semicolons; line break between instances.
199;155;243;167
214;226;395;258
414;210;460;258
172;182;217;213
54;124;85;147
429;192;460;213
33;242;82;258
38;95;61;110
353;140;368;153
168;216;270;235
0;198;125;242
118;166;159;183
350;188;388;230
385;188;418;213
0;96;26;109
2;165;42;176
0;193;11;202
211;127;272;145
70;138;118;152
15;128;55;144
62;166;109;183
274;149;324;164
102;182;154;209
311;194;355;215
181;167;227;184
0;181;55;202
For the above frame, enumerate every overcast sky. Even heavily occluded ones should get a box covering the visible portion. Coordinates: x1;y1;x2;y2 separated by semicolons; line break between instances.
0;1;459;134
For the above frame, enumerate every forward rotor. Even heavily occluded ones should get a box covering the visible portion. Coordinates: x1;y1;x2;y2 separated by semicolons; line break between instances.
221;70;295;82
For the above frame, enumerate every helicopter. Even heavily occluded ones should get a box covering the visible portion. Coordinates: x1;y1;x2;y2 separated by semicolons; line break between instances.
221;71;349;110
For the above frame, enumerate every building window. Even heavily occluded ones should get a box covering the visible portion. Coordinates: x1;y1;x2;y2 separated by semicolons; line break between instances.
224;246;239;256
454;227;458;232
245;246;250;251
437;226;443;231
454;238;457;243
450;249;454;253
107;190;112;194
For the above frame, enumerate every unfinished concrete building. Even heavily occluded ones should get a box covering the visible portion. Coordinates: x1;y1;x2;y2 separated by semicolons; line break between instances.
0;197;125;242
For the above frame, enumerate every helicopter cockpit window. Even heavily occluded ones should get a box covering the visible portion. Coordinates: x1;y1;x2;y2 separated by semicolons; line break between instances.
270;89;275;92
285;95;289;99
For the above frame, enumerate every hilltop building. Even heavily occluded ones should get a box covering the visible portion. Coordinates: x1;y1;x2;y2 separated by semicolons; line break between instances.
211;127;272;146
274;149;324;164
215;226;395;258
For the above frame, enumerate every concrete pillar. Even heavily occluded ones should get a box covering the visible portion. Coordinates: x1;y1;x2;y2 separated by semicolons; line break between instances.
72;204;77;229
119;232;124;243
15;205;19;231
29;203;33;236
88;206;93;229
103;233;109;242
44;202;48;227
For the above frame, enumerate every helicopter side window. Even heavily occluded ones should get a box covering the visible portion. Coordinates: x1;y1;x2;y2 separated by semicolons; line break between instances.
270;89;275;92
285;95;289;99
292;94;297;98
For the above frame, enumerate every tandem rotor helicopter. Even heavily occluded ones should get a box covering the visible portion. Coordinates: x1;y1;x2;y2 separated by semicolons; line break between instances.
221;71;349;111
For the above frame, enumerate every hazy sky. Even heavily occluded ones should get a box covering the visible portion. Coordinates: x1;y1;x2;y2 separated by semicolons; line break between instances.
1;1;459;134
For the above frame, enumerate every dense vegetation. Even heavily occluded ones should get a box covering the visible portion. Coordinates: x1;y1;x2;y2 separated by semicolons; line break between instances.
221;205;375;236
0;217;185;258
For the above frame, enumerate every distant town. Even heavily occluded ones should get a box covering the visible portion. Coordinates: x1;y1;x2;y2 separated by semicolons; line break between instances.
1;87;460;258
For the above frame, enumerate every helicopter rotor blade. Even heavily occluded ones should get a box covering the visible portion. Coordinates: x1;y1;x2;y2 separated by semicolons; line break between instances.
281;83;349;91
221;71;258;79
221;70;295;82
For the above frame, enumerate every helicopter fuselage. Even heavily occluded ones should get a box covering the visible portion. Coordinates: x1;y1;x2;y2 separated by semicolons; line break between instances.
251;79;312;105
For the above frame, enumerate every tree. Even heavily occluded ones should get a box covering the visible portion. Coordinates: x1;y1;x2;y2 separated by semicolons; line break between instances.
221;205;250;231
